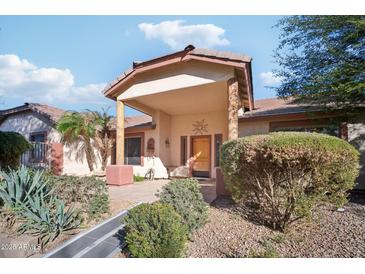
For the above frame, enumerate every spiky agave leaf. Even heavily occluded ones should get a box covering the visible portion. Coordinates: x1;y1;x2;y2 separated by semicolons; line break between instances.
0;166;51;208
18;195;81;246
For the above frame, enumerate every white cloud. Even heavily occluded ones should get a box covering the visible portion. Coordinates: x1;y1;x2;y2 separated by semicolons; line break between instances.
0;54;108;106
259;71;283;86
138;20;230;50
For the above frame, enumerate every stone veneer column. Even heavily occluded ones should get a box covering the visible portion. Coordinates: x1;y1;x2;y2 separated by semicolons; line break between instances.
116;100;125;165
227;78;240;140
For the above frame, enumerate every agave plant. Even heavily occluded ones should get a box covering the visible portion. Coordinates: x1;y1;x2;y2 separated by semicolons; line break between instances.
18;194;81;247
0;166;51;208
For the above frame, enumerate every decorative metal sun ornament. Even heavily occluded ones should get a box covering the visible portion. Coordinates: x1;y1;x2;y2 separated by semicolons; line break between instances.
192;119;208;135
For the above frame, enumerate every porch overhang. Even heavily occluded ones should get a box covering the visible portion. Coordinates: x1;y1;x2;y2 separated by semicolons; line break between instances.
103;45;254;111
123;81;229;116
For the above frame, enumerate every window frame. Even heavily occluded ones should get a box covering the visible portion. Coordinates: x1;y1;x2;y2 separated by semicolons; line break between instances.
180;136;188;165
214;133;223;167
124;132;145;166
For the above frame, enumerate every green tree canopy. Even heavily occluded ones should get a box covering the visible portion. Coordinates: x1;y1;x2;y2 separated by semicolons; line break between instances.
275;16;365;110
57;111;97;172
88;108;114;171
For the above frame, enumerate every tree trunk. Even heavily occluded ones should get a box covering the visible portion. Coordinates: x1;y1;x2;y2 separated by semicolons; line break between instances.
101;132;109;171
85;140;94;172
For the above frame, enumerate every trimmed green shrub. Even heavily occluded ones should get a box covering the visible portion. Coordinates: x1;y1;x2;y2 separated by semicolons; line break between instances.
47;175;110;219
158;178;208;233
123;203;188;258
0;131;32;168
221;132;359;230
133;174;144;182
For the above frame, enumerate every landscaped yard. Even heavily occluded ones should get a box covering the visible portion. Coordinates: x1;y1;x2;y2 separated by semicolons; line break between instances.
114;132;365;258
0;168;133;258
186;194;365;258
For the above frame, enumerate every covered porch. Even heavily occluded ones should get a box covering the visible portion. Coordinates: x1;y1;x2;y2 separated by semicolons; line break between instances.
104;45;253;189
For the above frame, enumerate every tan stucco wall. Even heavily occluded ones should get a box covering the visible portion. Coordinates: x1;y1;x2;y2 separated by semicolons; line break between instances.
118;60;234;101
0;111;104;176
124;110;228;179
154;110;171;165
0;111;56;140
124;127;169;178
169;110;228;178
238;120;270;137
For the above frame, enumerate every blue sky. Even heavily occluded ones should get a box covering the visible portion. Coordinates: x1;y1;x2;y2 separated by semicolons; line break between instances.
0;16;283;116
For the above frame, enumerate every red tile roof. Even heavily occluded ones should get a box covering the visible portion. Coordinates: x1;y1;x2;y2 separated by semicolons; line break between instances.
109;115;153;130
240;97;324;119
0;103;153;130
0;103;65;124
103;44;252;98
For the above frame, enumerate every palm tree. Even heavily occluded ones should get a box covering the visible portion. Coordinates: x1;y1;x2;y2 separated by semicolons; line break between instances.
89;108;114;171
57;111;97;172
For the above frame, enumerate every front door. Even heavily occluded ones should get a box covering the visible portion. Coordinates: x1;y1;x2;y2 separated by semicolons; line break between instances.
191;135;211;177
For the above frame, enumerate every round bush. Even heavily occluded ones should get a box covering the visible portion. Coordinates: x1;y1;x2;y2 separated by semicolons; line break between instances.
0;131;32;168
221;132;359;230
158;178;208;233
123;203;188;258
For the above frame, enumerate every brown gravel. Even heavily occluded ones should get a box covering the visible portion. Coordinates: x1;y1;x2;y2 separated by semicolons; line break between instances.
186;193;365;258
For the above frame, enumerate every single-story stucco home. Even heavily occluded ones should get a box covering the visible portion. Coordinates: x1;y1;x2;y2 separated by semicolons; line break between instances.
1;45;364;191
103;45;365;191
0;103;141;176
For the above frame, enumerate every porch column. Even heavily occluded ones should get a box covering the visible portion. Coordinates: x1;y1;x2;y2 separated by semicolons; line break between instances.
227;78;240;140
116;100;125;165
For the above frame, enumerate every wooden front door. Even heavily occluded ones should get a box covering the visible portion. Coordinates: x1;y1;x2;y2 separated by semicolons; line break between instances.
191;135;211;177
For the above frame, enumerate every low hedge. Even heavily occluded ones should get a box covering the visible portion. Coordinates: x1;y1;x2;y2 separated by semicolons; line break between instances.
221;132;359;230
158;178;208;233
123;203;188;258
0;131;32;168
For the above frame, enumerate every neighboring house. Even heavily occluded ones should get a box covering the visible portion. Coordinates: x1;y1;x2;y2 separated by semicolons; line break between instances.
0;103;101;175
104;45;365;190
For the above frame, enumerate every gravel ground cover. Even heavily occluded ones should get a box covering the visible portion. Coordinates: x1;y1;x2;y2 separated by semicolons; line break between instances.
186;193;365;258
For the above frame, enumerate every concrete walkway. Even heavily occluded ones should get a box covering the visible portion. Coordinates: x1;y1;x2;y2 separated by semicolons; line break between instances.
44;178;217;258
108;179;170;204
108;178;217;205
44;204;138;258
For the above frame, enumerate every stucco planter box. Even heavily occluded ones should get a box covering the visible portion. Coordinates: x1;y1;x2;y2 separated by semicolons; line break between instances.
106;165;133;186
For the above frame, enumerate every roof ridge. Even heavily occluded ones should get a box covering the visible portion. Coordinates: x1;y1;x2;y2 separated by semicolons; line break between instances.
103;45;252;98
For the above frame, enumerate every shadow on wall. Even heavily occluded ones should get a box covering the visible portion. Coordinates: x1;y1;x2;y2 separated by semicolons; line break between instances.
0;112;53;139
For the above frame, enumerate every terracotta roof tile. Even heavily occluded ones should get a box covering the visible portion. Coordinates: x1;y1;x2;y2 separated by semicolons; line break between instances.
0;103;65;124
240;97;323;119
109;115;153;130
103;45;252;96
190;48;251;62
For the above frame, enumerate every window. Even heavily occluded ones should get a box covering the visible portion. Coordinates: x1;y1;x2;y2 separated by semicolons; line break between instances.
180;136;188;165
30;132;46;143
124;137;142;165
214;134;223;167
29;132;47;162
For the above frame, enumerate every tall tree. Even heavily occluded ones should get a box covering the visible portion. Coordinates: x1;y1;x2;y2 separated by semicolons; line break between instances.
89;108;114;171
57;111;97;172
274;16;365;110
